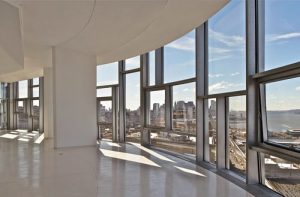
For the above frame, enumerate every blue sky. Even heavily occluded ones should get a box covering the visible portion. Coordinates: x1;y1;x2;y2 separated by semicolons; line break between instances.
164;31;195;83
265;0;300;110
208;0;246;95
97;0;300;111
97;62;118;86
125;72;140;110
265;0;300;70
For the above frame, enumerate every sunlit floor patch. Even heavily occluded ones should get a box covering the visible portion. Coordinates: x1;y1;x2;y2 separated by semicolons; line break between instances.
32;131;39;134
34;134;44;144
129;142;175;163
106;142;121;147
0;134;18;139
27;133;38;137
174;166;206;177
15;129;28;133
102;138;112;142
18;138;30;142
100;148;160;167
22;136;33;139
10;131;19;134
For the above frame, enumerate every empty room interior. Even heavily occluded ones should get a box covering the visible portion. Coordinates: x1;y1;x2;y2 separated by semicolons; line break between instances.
0;0;299;196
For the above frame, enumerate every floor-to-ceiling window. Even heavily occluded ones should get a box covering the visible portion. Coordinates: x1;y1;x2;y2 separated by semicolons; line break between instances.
16;80;29;130
31;78;40;131
96;62;119;140
256;0;300;195
205;0;246;174
12;78;43;132
146;30;197;156
124;56;141;143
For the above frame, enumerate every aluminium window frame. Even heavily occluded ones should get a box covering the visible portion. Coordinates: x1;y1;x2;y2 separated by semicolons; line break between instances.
142;31;198;153
121;57;142;143
11;77;44;132
96;84;119;142
199;2;250;177
251;0;300;162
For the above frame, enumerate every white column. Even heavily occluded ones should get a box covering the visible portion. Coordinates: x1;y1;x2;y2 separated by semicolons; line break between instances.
52;47;97;148
44;67;54;138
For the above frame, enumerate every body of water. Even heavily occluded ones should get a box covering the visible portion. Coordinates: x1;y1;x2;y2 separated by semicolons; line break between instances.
267;111;300;132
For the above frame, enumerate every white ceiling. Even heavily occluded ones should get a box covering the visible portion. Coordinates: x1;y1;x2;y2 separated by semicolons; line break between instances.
0;0;229;82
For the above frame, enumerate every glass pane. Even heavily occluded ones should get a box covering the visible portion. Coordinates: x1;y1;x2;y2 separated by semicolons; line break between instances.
32;117;39;131
0;83;7;99
16;101;25;113
125;72;141;143
149;51;155;86
208;0;246;94
99;124;113;140
164;30;195;83
171;82;196;155
32;87;39;98
265;0;300;70
265;77;300;150
32;100;40;116
97;101;112;123
17;113;28;130
32;78;39;86
0;99;7;130
263;154;300;196
125;56;140;70
18;80;28;98
228;96;246;175
97;88;111;97
173;82;196;132
97;100;113;139
16;101;28;130
149;90;165;127
97;62;119;86
208;98;217;164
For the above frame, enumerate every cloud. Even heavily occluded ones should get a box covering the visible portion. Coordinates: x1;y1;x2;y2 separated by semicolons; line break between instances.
209;81;243;93
209;55;233;62
170;60;195;68
209;47;231;54
209;73;224;78
166;36;195;52
126;56;140;67
97;80;118;86
209;29;245;47
208;29;245;62
231;72;240;76
267;32;300;42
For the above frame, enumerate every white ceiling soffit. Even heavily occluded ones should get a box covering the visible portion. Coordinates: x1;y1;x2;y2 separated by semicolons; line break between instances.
0;0;228;82
0;0;24;75
63;0;230;64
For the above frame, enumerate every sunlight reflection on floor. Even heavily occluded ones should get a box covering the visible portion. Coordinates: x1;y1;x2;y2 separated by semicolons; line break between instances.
100;148;161;167
175;166;206;177
129;142;175;163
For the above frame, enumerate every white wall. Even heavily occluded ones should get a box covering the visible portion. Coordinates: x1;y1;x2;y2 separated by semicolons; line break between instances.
44;67;54;138
52;47;97;148
0;0;24;74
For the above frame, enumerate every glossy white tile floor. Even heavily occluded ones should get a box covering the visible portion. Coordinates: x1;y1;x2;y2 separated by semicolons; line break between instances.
0;131;254;197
